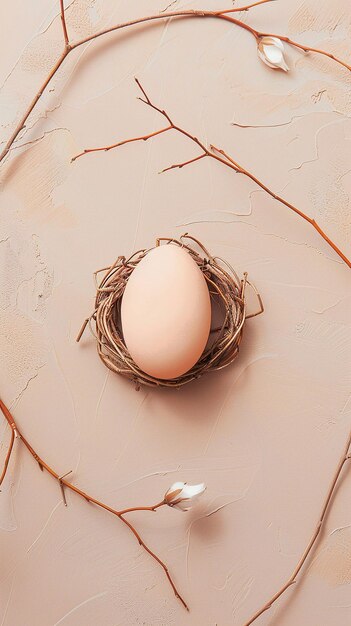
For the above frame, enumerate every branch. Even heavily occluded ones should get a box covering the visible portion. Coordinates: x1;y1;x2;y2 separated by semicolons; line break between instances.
71;126;172;162
72;79;351;268
210;146;351;268
220;0;275;12
119;513;187;607
0;425;15;487
0;398;188;611
1;1;350;165
59;0;70;48
118;501;166;515
160;153;207;172
243;429;351;625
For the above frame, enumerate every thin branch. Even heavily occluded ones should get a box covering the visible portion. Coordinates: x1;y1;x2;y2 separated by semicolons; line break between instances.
219;0;276;12
119;512;188;609
160;153;207;172
0;398;188;611
0;50;69;164
118;501;166;515
210;145;351;268
59;0;70;48
243;427;351;625
2;398;349;621
72;79;351;268
0;426;15;487
1;2;350;165
71;126;172;162
69;7;260;51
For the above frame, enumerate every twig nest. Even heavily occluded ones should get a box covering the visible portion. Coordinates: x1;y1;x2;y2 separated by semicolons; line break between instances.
77;234;263;389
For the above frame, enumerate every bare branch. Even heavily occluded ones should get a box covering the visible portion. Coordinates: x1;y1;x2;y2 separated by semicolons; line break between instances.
242;427;351;625
0;426;15;487
0;4;350;165
219;0;276;12
59;0;70;48
73;80;351;268
71;126;172;162
160;153;207;173
210;145;351;268
0;398;188;610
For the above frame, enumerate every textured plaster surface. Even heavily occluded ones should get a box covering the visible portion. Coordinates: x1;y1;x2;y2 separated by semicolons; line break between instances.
0;1;351;625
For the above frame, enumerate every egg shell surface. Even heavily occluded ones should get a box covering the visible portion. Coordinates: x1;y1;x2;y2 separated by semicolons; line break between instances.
121;244;211;379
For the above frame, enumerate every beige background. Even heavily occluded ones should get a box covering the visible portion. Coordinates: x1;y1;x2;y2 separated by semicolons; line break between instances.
1;1;351;625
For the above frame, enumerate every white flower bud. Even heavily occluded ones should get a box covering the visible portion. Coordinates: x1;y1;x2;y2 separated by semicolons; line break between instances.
257;36;289;72
164;482;206;511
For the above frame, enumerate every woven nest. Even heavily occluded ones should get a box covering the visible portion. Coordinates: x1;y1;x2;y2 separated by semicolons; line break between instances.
77;234;263;389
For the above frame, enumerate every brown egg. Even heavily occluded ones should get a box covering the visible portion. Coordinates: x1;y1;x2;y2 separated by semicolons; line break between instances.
121;244;211;379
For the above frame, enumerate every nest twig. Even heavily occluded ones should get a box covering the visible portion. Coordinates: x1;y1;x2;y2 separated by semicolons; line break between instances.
77;234;263;388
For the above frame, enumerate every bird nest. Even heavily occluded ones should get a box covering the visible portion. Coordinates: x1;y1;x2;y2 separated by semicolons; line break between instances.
77;234;263;389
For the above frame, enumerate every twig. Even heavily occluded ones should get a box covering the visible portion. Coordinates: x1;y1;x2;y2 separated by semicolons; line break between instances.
0;398;188;610
210;146;351;268
243;425;351;625
58;469;73;506
59;0;70;48
73;79;351;268
2;398;350;622
161;153;207;172
1;1;350;165
0;426;15;488
71;126;172;162
118;501;166;514
119;512;187;607
219;0;274;12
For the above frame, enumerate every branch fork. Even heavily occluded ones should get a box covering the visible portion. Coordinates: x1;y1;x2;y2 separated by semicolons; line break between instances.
73;78;351;268
1;396;351;623
0;398;189;610
1;0;350;165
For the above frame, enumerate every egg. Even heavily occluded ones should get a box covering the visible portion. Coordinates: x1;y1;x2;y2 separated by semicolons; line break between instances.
121;244;211;379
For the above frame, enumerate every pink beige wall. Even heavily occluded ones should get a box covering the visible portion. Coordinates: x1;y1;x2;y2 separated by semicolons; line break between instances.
0;0;350;624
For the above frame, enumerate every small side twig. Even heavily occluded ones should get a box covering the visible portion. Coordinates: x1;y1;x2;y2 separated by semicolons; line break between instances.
72;79;351;269
0;398;188;610
0;426;15;488
71;126;172;162
58;469;73;506
118;501;166;514
59;0;70;48
160;153;207;172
